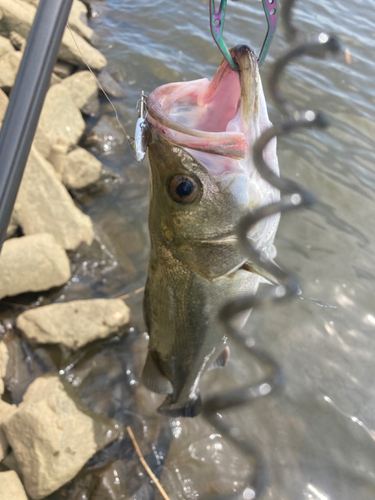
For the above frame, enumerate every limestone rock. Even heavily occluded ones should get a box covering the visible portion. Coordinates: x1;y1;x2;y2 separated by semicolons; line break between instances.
0;33;14;56
0;0;106;70
50;72;62;86
68;0;93;41
17;298;130;350
23;0;93;41
97;68;126;98
0;0;35;37
5;212;18;239
9;30;26;51
60;70;98;111
59;28;107;70
63;147;102;189
0;470;27;500
0;50;22;91
54;61;74;79
13;147;94;250
37;84;85;152
0;233;71;300
0;400;17;461
48;139;69;181
32;125;51;158
0;341;9;395
3;374;123;499
0;87;8;121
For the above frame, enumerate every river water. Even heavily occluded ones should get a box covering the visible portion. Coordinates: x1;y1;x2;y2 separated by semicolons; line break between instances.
14;0;375;499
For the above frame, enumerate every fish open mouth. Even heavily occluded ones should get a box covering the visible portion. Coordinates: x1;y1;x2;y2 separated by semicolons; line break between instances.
147;45;262;162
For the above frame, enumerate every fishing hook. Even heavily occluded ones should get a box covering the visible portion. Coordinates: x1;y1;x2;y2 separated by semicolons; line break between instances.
209;0;278;70
202;2;341;499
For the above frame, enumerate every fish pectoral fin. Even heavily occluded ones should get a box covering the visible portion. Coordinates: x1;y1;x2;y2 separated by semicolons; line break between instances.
241;260;280;285
141;352;173;395
209;346;230;370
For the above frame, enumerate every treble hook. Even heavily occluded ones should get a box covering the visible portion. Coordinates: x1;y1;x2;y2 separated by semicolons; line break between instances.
209;0;278;70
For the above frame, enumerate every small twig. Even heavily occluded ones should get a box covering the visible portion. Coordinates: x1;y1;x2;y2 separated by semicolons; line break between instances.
116;286;145;301
126;426;171;500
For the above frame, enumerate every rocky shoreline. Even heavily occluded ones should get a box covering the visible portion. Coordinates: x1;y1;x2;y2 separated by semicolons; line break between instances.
0;1;134;497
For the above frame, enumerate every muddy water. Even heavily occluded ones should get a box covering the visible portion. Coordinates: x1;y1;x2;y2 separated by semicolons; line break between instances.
3;0;375;499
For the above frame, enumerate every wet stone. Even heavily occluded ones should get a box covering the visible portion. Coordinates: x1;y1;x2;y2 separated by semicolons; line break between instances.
83;114;128;156
0;233;71;300
0;50;22;91
60;70;98;112
0;470;28;500
63;147;103;190
3;374;123;499
97;67;126;98
16;298;131;350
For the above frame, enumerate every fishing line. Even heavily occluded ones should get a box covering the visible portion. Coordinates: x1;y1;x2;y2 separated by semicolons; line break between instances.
66;23;134;146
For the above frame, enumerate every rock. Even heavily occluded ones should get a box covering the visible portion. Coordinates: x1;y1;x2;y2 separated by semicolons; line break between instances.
3;374;123;499
32;124;51;158
0;400;17;461
23;0;93;41
0;0;106;70
50;72;62;86
59;28;107;70
48;139;68;180
5;212;18;239
84;114;128;156
0;87;8;121
1;450;22;476
0;341;9;395
53;61;74;79
97;68;126;98
0;471;27;500
0;233;71;299
0;50;22;91
17;298;130;350
37;84;85;152
60;70;98;111
13;147;94;250
9;30;26;51
68;0;93;41
0;33;14;56
63;147;102;189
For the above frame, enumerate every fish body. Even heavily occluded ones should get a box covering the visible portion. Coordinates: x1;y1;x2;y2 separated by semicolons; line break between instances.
142;46;280;417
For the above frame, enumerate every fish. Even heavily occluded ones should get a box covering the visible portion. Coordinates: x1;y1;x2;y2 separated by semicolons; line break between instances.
142;45;280;417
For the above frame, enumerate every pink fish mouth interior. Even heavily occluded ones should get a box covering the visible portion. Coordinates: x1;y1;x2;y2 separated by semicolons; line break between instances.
147;59;249;159
166;70;241;133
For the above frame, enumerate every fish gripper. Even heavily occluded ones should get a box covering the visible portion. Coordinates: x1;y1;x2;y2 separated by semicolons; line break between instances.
201;1;341;498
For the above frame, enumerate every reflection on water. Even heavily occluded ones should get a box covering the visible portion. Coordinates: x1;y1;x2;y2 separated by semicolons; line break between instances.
2;0;375;498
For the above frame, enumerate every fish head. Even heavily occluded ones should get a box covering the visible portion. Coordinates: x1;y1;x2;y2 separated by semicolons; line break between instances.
146;45;280;279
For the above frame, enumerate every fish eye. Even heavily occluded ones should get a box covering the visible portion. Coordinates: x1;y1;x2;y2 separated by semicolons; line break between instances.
169;175;200;204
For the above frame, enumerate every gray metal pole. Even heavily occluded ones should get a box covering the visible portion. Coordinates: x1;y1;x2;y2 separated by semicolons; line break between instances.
0;0;74;250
